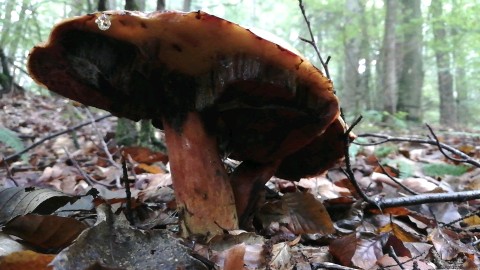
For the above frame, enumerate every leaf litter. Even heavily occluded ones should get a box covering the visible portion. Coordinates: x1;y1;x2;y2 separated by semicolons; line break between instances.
1;93;480;269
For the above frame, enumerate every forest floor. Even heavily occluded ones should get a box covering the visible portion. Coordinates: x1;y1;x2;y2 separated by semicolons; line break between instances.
1;92;480;270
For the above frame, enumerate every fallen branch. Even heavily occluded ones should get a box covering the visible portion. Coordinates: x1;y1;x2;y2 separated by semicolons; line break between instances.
370;190;480;210
355;130;480;168
2;113;112;163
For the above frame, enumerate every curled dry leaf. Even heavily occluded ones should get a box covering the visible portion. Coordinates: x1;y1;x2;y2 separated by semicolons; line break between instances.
0;187;77;225
3;214;88;250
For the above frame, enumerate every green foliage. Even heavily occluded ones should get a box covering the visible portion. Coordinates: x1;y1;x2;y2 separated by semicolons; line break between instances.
381;158;414;179
422;163;469;177
374;145;396;158
0;127;25;159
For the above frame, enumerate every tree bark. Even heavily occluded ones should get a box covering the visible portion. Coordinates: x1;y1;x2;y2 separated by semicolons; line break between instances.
156;0;165;11
341;0;362;116
381;0;398;116
431;0;456;126
397;0;424;122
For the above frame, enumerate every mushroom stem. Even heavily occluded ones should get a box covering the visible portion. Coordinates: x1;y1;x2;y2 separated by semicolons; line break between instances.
163;112;238;237
230;160;280;228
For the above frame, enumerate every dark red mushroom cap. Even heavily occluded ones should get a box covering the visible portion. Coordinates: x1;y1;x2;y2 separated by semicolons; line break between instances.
28;10;339;164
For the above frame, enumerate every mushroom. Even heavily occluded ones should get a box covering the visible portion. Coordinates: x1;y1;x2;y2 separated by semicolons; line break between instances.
28;10;345;237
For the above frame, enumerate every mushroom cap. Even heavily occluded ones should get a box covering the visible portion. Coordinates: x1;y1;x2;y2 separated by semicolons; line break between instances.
28;10;340;168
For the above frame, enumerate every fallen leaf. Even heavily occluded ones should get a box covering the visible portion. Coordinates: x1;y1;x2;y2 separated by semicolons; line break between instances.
3;214;87;250
0;250;55;270
0;187;77;224
270;242;292;269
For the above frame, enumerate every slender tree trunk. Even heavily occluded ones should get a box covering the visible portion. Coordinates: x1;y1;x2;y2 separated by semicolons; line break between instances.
381;0;398;116
183;0;191;11
98;0;107;11
341;0;362;116
156;0;165;11
430;0;456;126
397;0;424;122
359;2;372;111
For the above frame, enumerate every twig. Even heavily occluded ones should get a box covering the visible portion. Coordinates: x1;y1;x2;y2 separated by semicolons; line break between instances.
377;162;418;195
369;190;480;209
388;246;405;270
311;262;357;270
121;155;134;225
298;0;330;79
2;114;112;162
2;159;18;186
355;132;480;168
63;147;95;187
84;109;120;169
426;124;468;163
342;116;376;204
84;108;122;188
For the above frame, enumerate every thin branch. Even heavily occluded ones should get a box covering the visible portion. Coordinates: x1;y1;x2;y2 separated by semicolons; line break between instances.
426;124;467;163
298;0;330;79
377;162;418;195
63;147;113;188
121;155;134;225
388;246;406;270
355;132;480;168
2;114;113;163
342;116;376;204
369;190;480;209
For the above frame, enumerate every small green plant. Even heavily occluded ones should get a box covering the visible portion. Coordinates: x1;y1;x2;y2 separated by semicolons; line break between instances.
381;158;415;178
0;127;25;159
422;163;469;177
374;145;396;158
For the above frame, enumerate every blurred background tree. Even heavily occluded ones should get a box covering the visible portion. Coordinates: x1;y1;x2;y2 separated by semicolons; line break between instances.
1;0;479;132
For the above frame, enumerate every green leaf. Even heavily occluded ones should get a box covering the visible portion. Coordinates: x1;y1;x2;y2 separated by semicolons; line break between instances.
0;127;25;159
422;163;469;177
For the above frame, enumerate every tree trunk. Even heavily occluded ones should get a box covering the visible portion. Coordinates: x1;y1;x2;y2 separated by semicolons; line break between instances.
381;0;398;116
430;0;456;126
359;2;372;111
125;0;137;10
183;0;191;12
156;0;165;11
341;0;362;116
97;0;107;11
397;0;424;122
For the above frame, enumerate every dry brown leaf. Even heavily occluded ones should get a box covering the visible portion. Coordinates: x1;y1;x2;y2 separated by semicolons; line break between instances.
222;244;247;270
0;250;55;270
374;254;434;270
428;227;476;260
3;214;87;250
351;233;385;269
378;222;421;242
463;215;480;227
283;192;335;235
0;187;77;224
209;232;265;269
134;163;165;174
329;233;357;267
270;242;292;270
122;146;168;164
